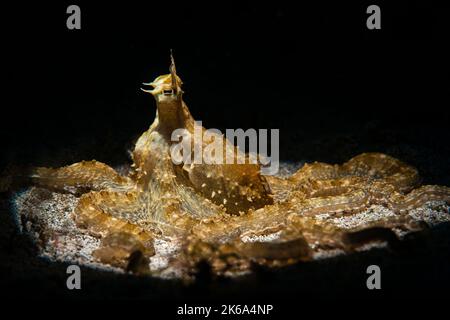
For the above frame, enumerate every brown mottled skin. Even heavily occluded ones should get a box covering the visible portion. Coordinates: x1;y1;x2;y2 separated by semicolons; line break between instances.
29;58;450;276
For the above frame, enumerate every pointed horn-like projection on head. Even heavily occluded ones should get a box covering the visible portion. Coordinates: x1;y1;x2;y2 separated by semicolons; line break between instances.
141;81;156;94
170;50;178;94
140;88;154;94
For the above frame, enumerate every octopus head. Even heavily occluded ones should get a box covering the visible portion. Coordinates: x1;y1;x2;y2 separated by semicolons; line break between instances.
141;54;183;103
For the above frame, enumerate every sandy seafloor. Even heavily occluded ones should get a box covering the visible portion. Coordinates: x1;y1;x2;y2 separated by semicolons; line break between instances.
12;162;450;280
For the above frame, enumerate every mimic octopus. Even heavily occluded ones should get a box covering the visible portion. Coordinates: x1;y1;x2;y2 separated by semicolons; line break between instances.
27;57;450;277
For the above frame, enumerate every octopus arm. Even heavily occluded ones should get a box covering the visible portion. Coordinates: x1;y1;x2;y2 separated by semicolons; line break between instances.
388;185;450;212
74;190;152;241
30;160;134;194
74;189;156;271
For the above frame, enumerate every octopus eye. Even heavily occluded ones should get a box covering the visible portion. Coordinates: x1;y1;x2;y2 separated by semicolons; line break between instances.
163;89;174;95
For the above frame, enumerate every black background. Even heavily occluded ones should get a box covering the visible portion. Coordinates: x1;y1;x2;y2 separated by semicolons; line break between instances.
1;0;450;306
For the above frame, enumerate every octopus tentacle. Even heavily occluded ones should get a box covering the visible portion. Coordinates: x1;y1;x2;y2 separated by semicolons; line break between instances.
339;152;420;192
92;231;154;274
387;185;450;213
31;160;134;194
74;190;153;242
72;189;158;271
185;230;312;275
